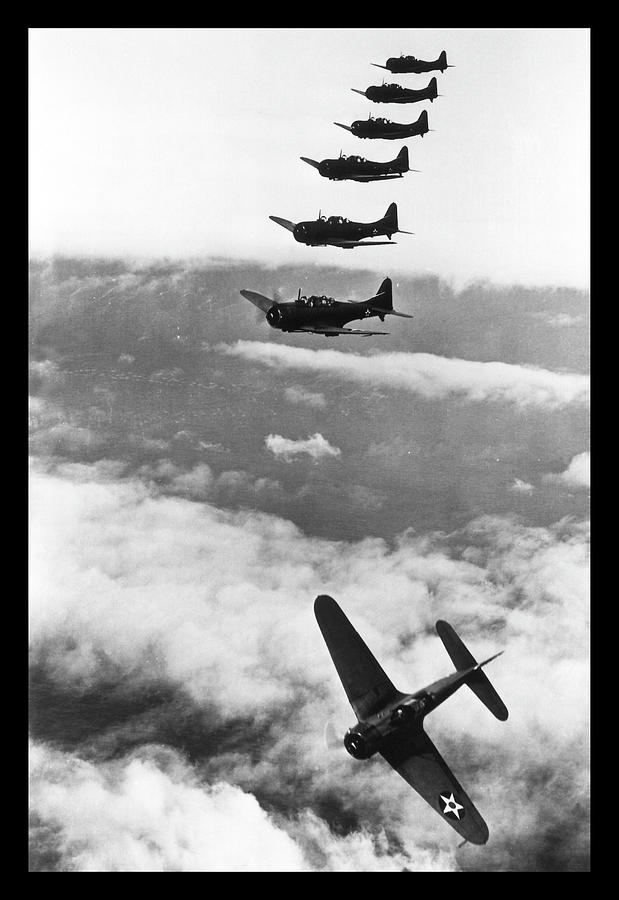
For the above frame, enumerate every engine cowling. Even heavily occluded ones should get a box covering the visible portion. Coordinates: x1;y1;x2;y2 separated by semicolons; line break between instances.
266;305;283;329
344;723;383;760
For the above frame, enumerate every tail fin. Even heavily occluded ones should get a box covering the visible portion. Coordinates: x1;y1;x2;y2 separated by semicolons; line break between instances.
371;277;393;311
382;202;398;231
438;50;447;69
436;621;508;721
396;146;409;170
417;109;429;133
429;76;438;97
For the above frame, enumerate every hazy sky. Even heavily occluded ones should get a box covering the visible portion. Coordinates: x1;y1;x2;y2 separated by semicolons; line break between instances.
29;27;590;287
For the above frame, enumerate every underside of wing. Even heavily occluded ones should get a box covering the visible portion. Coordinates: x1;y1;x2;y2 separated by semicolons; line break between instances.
380;727;490;845
314;595;403;720
330;240;397;248
347;174;402;182
292;326;388;336
269;215;297;233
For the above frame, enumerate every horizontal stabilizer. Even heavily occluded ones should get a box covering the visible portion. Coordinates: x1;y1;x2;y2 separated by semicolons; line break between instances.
436;620;508;721
269;215;296;233
371;63;389;70
300;156;320;170
239;290;274;313
351;89;367;97
334;122;353;133
386;309;414;318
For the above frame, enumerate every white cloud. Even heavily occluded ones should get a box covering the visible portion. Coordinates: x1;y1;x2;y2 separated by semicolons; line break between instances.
544;452;590;490
509;478;535;495
219;342;590;410
29;742;452;872
265;433;341;463
284;386;326;409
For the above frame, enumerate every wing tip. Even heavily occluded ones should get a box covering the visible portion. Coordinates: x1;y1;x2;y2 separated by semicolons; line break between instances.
315;594;336;611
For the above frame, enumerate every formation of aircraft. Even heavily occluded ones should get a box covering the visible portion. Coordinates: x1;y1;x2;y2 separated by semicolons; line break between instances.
315;595;508;844
269;202;412;248
372;50;452;74
243;48;505;847
334;109;430;140
240;276;412;336
300;146;417;183
352;77;440;104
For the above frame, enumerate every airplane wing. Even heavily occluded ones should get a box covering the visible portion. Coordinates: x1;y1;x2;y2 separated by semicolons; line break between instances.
291;326;389;336
269;215;297;233
329;240;397;248
239;290;274;313
314;595;403;720
348;174;404;182
380;726;490;845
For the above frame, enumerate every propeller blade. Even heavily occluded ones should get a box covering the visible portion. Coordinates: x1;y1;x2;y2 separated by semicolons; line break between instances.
300;156;320;170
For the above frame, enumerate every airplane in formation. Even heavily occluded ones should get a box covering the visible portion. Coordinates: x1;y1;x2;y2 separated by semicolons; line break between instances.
335;110;430;140
314;595;508;844
300;147;417;183
239;276;412;336
372;50;452;74
352;77;440;105
269;202;412;248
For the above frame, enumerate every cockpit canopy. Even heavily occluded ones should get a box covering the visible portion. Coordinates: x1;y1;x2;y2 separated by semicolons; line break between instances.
296;294;336;307
326;215;348;225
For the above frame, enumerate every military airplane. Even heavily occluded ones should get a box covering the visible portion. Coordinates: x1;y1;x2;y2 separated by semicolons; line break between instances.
352;77;440;104
300;147;417;183
335;110;430;140
239;277;412;336
269;202;412;249
372;50;452;74
315;595;508;844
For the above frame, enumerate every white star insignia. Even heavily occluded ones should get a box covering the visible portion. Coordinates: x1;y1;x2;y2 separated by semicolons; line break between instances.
440;792;464;819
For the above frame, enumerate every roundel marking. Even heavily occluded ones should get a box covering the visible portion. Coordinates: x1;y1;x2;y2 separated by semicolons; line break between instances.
438;791;465;820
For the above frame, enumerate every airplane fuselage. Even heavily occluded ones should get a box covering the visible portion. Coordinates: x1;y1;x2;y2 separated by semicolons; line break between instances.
344;669;472;760
344;110;429;140
363;80;438;104
292;217;394;246
318;157;405;181
386;57;446;74
266;298;386;333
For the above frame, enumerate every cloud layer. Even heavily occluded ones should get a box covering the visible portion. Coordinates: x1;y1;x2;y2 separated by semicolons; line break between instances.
29;462;590;871
220;342;590;410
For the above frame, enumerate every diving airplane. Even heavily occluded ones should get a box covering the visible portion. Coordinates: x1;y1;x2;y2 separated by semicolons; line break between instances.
352;77;439;104
269;202;412;249
315;595;508;844
372;50;452;74
239;276;412;336
300;147;417;183
335;110;430;140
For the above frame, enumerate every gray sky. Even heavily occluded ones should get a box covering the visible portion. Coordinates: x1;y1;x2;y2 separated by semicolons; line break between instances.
29;27;589;288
